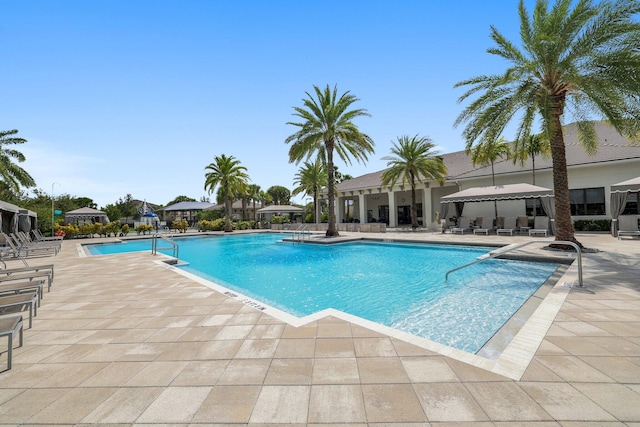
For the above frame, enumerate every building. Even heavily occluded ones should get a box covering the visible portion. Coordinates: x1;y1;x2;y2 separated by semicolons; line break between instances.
333;122;640;228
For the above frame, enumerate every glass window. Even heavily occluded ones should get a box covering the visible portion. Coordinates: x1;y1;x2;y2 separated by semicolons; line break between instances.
570;187;605;215
525;199;545;216
622;192;639;215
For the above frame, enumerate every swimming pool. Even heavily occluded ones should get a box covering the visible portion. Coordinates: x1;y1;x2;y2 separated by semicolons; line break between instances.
86;233;561;353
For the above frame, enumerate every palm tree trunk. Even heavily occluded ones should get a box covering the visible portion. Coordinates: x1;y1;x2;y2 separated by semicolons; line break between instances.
225;197;233;232
327;145;339;237
491;161;498;218
313;189;319;224
549;113;580;248
410;174;419;230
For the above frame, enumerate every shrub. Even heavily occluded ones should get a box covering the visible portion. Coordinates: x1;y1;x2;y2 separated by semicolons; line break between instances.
103;221;121;237
121;224;130;236
305;213;314;223
171;219;189;233
271;215;290;224
135;224;154;235
573;219;611;232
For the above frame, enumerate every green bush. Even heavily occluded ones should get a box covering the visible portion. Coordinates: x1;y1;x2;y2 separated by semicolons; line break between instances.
171;219;189;233
121;224;130;236
321;213;329;223
305;213;314;223
573;219;611;231
135;224;154;235
271;215;290;224
103;221;121;237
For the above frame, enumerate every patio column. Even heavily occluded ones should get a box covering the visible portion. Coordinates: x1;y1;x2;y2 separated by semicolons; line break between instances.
358;193;365;223
388;190;397;227
422;187;432;224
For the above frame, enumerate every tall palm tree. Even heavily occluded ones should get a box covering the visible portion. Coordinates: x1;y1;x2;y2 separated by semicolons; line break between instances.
381;135;447;230
247;184;261;221
292;159;327;223
286;84;374;237
455;0;640;247
0;129;36;192
466;136;511;219
512;133;551;186
204;154;249;232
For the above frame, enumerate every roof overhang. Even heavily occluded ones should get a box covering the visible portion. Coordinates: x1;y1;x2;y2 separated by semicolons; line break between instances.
440;183;554;203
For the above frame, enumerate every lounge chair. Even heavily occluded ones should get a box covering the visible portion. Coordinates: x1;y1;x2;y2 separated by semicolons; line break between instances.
0;315;24;371
497;216;517;236
31;229;63;242
0;265;54;292
0;292;38;328
473;217;495;235
516;216;530;235
529;216;549;237
14;232;61;252
451;217;473;234
617;215;640;239
0;280;45;305
1;233;59;258
0;270;53;293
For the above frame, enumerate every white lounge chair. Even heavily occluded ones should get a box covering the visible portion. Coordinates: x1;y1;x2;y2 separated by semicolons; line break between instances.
529;216;549;237
451;217;473;234
497;217;517;236
473;217;495;235
618;215;640;239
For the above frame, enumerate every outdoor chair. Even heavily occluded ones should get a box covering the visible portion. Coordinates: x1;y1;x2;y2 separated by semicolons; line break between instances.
617;215;640;239
473;217;495;235
529;216;549;237
0;315;24;371
0;292;38;328
451;217;473;234
497;216;517;236
516;216;530;234
0;280;45;306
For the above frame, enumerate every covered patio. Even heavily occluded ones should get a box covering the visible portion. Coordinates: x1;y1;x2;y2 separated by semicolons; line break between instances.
609;175;640;236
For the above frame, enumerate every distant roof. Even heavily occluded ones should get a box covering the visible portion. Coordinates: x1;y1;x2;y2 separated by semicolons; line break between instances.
207;200;264;210
66;207;107;215
337;121;640;191
257;205;305;213
160;202;215;211
440;183;553;203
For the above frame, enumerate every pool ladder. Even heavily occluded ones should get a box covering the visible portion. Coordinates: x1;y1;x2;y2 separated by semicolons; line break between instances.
445;240;583;288
292;224;311;243
151;234;179;258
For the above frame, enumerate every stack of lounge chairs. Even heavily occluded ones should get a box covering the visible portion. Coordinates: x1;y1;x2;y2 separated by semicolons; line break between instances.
0;262;55;371
1;232;60;260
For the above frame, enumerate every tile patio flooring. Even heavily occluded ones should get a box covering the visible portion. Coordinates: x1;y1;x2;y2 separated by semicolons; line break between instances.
0;231;639;425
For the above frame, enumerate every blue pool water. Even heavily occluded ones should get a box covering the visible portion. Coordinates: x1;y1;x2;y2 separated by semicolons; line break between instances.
86;233;560;353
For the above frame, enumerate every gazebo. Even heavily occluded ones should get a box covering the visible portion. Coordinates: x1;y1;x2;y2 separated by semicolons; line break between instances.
440;183;555;233
64;207;110;225
0;200;37;235
610;176;640;236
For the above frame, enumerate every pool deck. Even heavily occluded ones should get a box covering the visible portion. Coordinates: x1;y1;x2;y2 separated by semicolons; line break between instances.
1;231;639;425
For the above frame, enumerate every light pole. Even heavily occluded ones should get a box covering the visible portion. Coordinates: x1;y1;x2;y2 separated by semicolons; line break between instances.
51;182;59;237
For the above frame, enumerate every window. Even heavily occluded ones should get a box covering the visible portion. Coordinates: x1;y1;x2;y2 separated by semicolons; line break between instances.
569;187;605;215
525;199;545;216
622;192;639;215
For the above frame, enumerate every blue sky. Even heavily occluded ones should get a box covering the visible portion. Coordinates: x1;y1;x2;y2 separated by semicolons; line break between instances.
2;1;532;208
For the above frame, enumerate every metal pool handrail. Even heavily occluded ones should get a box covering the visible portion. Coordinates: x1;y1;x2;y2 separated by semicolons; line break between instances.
445;240;583;288
151;234;179;258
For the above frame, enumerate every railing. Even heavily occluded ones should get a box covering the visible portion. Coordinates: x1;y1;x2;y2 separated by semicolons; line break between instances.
292;224;311;243
151;234;179;258
445;240;584;288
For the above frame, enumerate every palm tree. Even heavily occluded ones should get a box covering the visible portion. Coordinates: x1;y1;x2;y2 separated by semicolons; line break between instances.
512;133;551;186
454;0;640;247
0;129;36;192
247;184;261;221
466;136;511;219
286;84;374;237
292;159;327;223
381;135;447;230
204;154;249;232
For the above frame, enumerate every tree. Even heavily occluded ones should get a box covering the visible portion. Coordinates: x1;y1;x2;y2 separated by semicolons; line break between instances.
512;133;551;186
266;185;291;205
166;195;196;206
334;166;353;184
259;190;272;208
292;160;327;223
286;84;374;237
204;154;249;232
454;0;640;247
0;129;36;193
247;184;261;221
466;137;511;218
381;135;447;230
